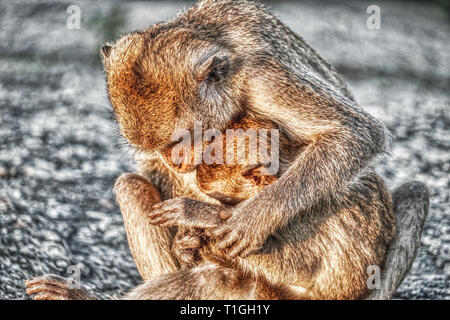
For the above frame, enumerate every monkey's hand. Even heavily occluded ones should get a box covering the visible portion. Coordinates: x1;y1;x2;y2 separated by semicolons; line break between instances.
172;228;204;268
25;274;95;300
205;204;268;259
148;197;224;229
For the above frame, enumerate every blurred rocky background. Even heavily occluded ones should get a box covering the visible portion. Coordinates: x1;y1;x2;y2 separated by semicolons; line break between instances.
0;0;448;299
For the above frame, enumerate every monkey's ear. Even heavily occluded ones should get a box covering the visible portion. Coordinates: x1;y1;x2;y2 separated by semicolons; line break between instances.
195;56;230;83
100;44;113;62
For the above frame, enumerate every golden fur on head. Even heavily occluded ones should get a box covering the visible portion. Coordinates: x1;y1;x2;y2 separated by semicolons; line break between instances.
102;29;193;150
101;23;243;151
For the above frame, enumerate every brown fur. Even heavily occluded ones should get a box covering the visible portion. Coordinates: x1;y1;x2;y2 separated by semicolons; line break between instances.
163;117;282;205
25;0;429;300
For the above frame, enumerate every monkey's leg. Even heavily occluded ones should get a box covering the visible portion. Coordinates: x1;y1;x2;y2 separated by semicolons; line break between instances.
367;181;430;300
114;173;180;280
121;262;258;300
26;173;181;300
120;261;305;300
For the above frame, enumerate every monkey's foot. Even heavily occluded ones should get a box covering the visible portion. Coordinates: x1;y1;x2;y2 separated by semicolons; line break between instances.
25;274;95;300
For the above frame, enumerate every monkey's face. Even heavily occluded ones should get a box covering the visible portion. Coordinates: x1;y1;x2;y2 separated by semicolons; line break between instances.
101;27;243;152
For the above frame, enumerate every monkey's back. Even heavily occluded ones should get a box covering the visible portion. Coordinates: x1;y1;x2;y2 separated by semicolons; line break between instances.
180;0;354;101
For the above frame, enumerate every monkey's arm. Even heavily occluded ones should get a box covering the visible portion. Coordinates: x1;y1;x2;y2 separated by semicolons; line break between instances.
208;68;389;258
148;197;224;229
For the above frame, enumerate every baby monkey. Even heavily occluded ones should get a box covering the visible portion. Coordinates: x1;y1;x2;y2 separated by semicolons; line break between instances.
159;117;281;266
164;117;280;204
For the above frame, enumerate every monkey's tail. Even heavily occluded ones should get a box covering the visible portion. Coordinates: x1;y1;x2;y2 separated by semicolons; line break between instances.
367;181;430;300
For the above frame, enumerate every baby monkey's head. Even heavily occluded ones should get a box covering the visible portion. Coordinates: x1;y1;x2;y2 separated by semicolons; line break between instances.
101;24;244;151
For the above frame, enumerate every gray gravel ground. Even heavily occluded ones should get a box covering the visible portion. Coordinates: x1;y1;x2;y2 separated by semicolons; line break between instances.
0;0;448;299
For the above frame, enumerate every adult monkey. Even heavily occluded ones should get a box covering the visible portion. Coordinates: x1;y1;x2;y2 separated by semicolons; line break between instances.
25;0;429;300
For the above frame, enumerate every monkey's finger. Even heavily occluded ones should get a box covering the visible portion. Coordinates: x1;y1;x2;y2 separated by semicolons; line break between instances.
148;216;171;226
148;207;178;219
33;292;70;300
158;219;180;228
26;283;69;296
149;207;176;217
174;249;199;268
226;239;249;258
219;210;232;220
150;201;176;213
174;236;202;249
239;246;261;259
150;202;165;211
25;274;68;288
150;210;181;225
147;214;166;222
209;229;231;242
205;225;230;239
216;233;239;251
204;228;214;238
